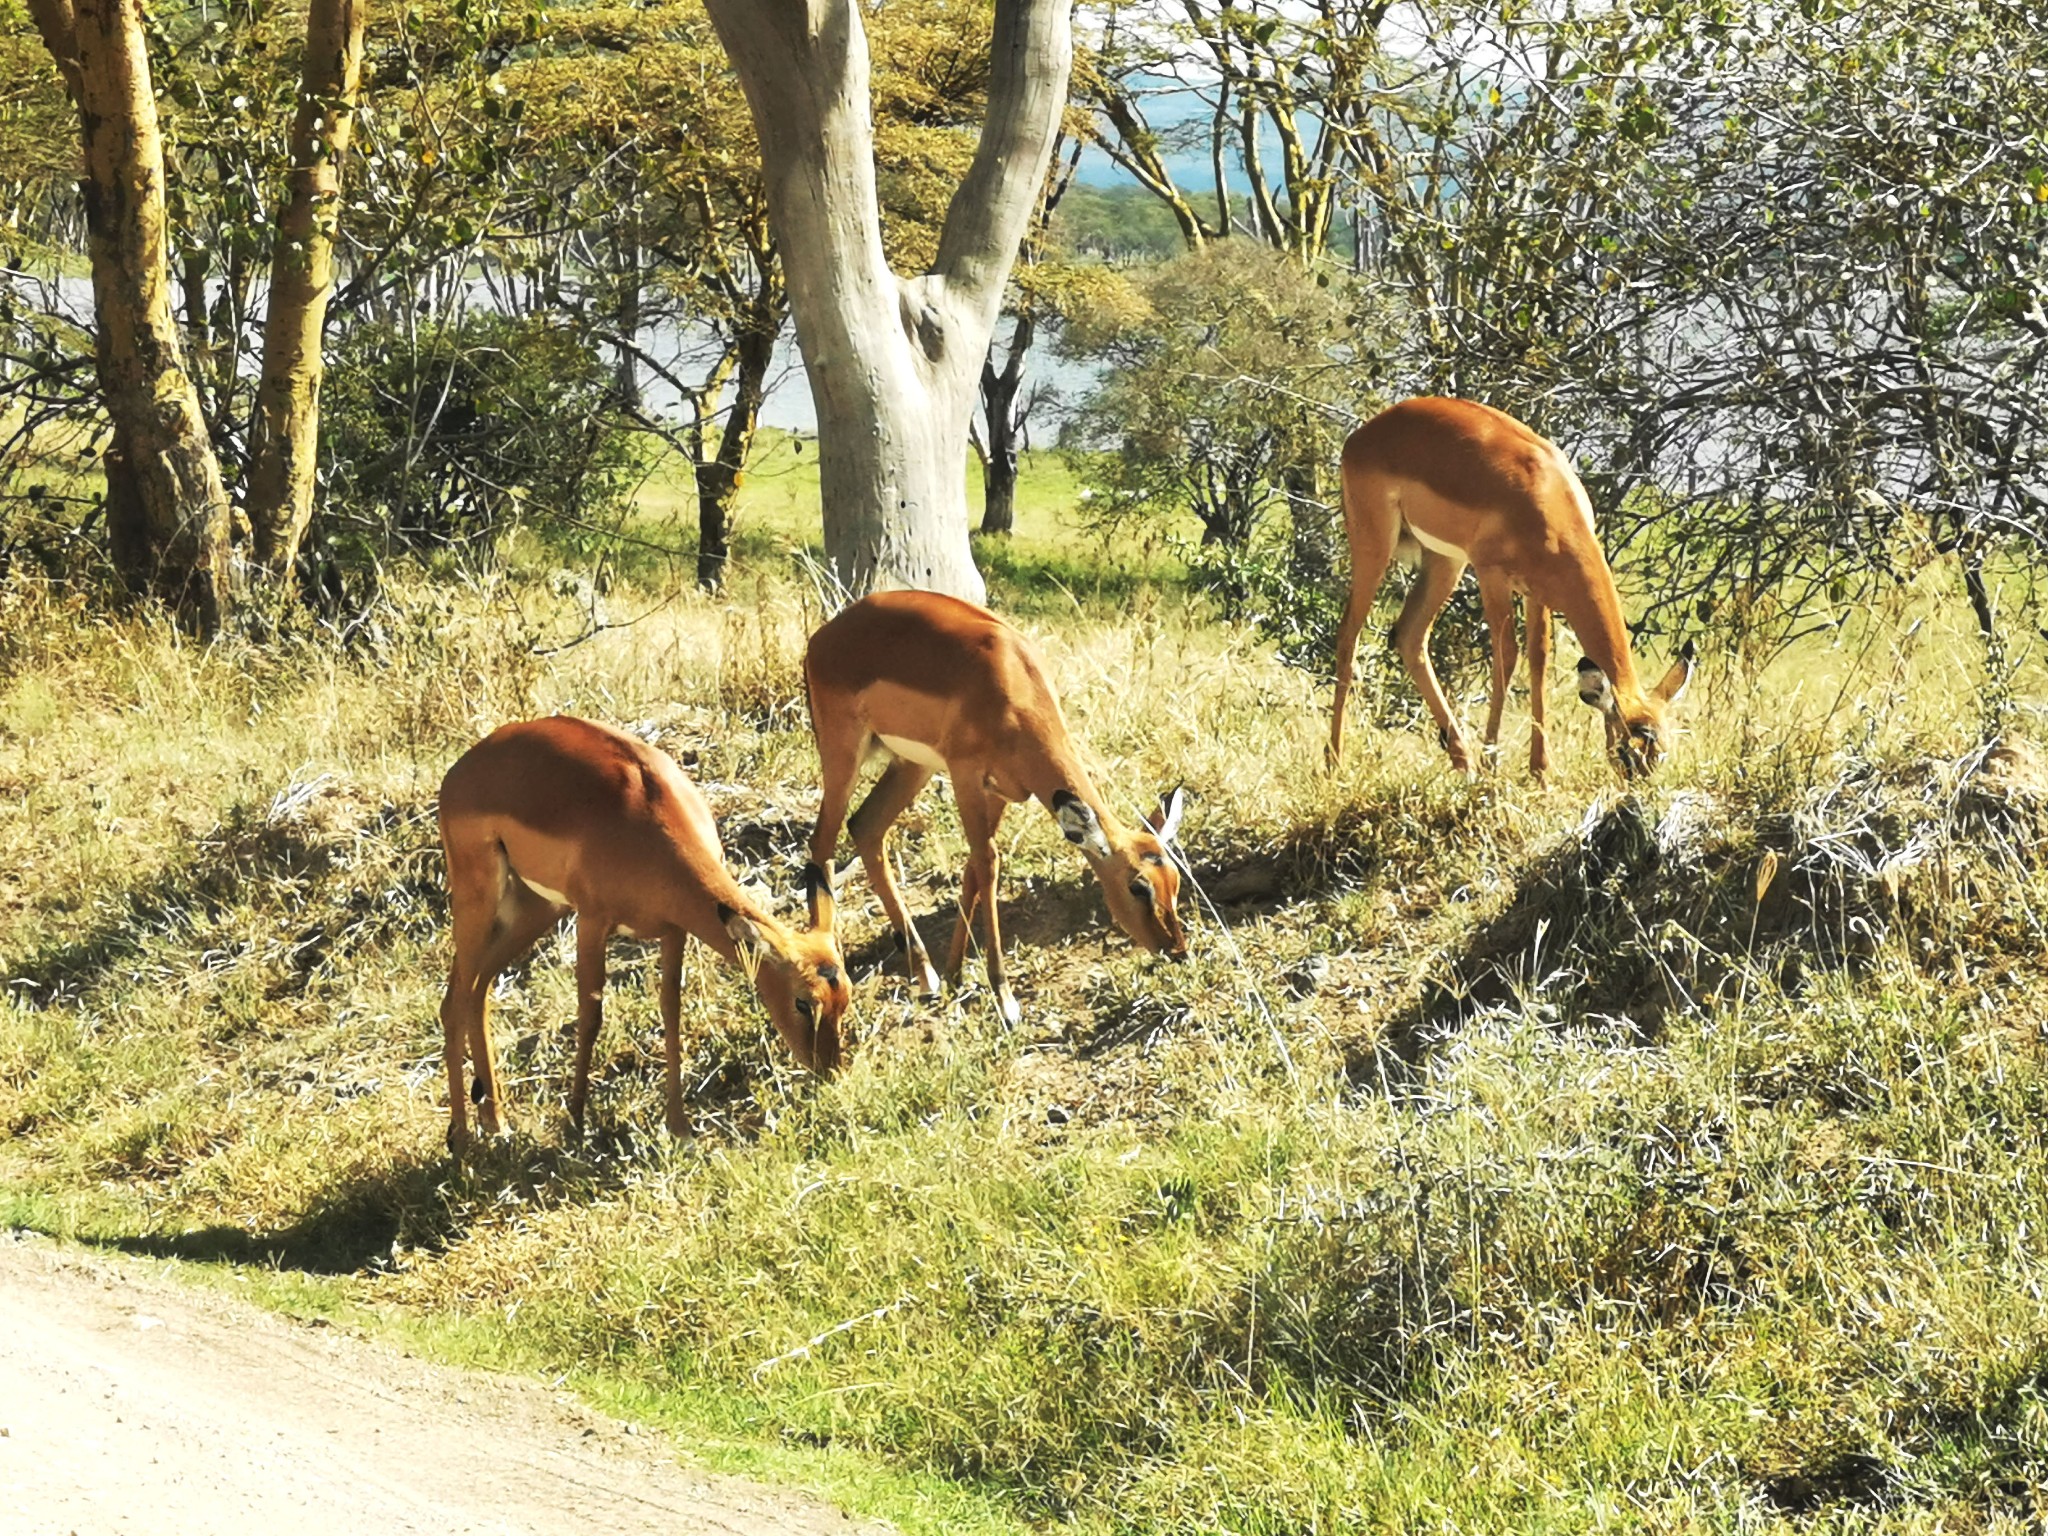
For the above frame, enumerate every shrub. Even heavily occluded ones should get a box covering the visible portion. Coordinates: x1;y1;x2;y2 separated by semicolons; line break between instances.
320;312;641;555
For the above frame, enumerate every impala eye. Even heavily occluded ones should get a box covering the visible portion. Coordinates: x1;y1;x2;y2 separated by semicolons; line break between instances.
1129;877;1151;902
795;997;816;1022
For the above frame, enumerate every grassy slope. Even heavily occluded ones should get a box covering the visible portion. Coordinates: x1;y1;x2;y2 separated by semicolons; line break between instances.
3;454;2048;1533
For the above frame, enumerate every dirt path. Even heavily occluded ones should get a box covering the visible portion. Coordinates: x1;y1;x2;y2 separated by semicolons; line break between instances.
0;1233;894;1536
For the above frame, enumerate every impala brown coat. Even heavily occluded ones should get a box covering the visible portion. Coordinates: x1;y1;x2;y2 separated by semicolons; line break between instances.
436;716;850;1151
805;590;1185;1024
1330;397;1693;778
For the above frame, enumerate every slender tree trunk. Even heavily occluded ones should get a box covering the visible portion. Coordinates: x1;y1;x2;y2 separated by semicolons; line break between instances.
30;0;234;633
977;310;1034;536
703;0;1072;602
244;0;367;585
614;195;643;411
694;311;779;591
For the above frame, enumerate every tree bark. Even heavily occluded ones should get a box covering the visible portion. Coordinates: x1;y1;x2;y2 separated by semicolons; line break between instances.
244;0;367;586
977;310;1034;536
31;0;235;633
702;0;1072;602
694;306;779;591
613;196;643;412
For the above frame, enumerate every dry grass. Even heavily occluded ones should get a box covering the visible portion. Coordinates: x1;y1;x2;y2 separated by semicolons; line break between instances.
3;537;2048;1534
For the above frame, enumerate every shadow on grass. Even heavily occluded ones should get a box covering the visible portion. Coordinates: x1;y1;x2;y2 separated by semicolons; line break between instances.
840;880;1108;986
74;1136;659;1276
4;796;441;1010
1354;744;2048;1088
6;824;330;1009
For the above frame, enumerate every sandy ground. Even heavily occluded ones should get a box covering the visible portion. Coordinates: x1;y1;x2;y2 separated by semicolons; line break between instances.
0;1233;894;1536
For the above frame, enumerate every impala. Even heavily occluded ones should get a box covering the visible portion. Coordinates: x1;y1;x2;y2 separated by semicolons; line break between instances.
436;714;851;1151
1329;397;1694;779
805;590;1187;1025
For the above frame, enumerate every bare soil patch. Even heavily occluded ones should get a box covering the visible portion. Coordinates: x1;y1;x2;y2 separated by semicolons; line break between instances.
0;1233;892;1536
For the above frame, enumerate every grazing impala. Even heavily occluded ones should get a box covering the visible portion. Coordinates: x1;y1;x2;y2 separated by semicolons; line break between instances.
1329;397;1694;779
805;590;1187;1025
436;715;851;1151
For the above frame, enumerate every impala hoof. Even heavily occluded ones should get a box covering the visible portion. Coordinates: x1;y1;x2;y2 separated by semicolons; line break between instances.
997;988;1022;1028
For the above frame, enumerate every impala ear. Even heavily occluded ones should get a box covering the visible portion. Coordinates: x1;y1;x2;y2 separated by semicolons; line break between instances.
801;860;836;932
1652;639;1697;705
1146;786;1186;845
1576;656;1618;715
1052;790;1113;861
719;903;768;961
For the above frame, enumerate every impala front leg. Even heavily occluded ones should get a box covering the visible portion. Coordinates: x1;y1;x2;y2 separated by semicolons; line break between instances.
967;791;1018;1025
1527;601;1552;778
659;934;687;1138
567;917;607;1136
1478;570;1518;766
945;790;1019;1023
943;858;985;992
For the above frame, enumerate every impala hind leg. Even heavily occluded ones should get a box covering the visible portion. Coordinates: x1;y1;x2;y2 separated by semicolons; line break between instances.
1526;600;1552;778
462;877;570;1137
946;789;1018;1026
440;836;564;1150
440;954;488;1154
1331;481;1400;768
806;700;866;892
848;756;939;995
1394;549;1475;774
1477;570;1519;766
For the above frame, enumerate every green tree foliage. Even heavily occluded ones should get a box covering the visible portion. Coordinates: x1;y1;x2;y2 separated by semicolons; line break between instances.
1059;240;1390;661
1075;0;2048;650
319;313;641;553
1046;182;1192;263
1571;0;2048;642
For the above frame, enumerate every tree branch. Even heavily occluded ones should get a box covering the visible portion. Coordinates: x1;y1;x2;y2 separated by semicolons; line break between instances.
929;0;1073;308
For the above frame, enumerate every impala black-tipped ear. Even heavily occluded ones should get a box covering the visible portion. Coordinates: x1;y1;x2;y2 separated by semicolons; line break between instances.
1147;786;1186;845
802;860;836;931
1576;656;1617;714
1052;789;1112;860
1653;642;1696;705
720;904;765;952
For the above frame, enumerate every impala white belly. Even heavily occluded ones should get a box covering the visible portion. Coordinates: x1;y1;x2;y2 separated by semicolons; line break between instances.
877;733;948;772
1405;522;1470;563
520;876;572;908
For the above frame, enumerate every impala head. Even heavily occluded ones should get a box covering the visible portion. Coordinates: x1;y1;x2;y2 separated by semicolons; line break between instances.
1577;639;1697;780
718;862;853;1073
1054;787;1189;959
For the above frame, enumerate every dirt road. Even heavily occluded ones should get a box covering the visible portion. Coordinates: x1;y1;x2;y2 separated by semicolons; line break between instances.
0;1234;892;1536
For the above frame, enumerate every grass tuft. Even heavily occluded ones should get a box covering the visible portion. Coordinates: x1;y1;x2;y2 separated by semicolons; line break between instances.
3;513;2047;1533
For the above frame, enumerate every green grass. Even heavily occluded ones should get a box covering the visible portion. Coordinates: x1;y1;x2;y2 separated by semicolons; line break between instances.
3;461;2048;1533
559;433;1187;609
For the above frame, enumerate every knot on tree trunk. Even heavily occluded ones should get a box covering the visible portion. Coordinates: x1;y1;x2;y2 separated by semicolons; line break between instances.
900;289;947;363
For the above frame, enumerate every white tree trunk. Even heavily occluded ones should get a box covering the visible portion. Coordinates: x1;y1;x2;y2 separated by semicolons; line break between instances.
703;0;1073;602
